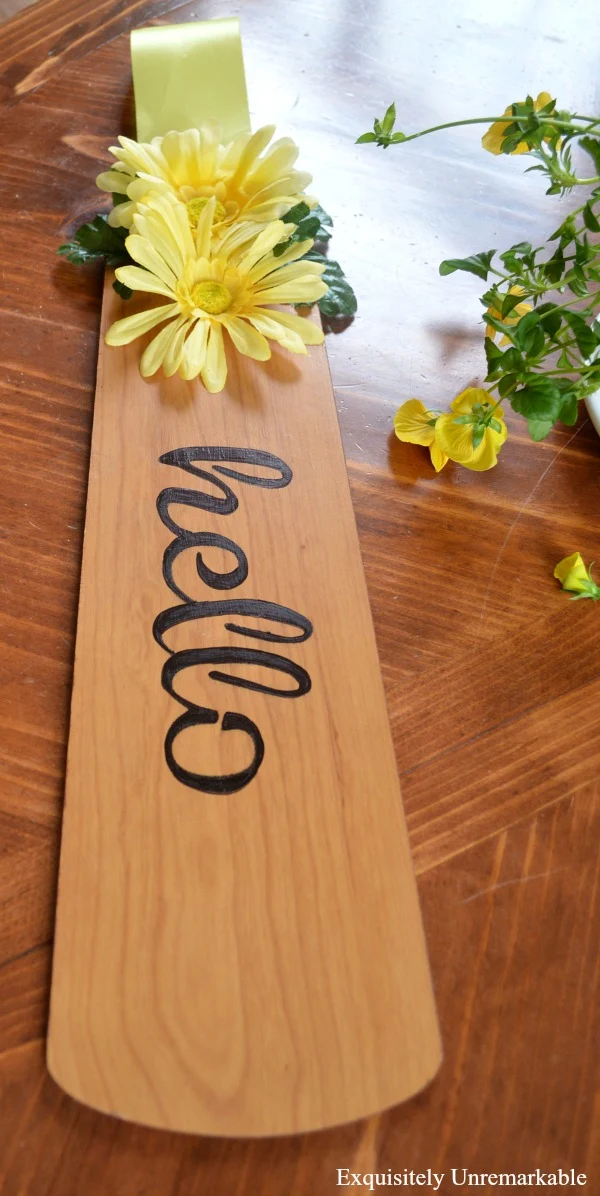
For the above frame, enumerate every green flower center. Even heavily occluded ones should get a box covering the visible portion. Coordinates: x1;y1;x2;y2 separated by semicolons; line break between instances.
186;197;227;229
190;280;232;315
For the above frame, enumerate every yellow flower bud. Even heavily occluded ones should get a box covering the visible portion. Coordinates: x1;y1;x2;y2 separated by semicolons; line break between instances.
553;553;600;600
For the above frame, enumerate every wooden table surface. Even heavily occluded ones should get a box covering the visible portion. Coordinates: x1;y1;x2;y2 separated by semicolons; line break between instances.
1;0;599;1191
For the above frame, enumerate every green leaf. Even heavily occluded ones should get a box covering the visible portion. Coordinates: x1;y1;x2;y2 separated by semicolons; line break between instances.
511;379;562;421
390;131;407;143
525;325;546;359
498;372;519;398
527;418;553;441
282;201;311;224
310;204;333;242
472;425;485;449
484;337;503;373
304;252;357;317
113;279;133;300
501;347;523;371
112;192;130;207
381;102;396;135
563;310;598;359
356;132;378;143
559;393;579;426
580;203;600;233
501;290;527;318
57;214;130;267
484;311;516;340
275;204;328;256
579;135;600;176
556;348;572;370
537;304;562;339
439;250;495;281
511;309;540;352
543;250;564;283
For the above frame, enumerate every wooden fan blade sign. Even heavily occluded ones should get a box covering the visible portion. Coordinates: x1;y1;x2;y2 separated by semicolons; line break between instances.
48;20;441;1138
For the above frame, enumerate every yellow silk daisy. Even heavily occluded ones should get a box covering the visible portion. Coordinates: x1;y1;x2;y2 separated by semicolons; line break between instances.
482;91;556;155
393;399;448;472
485;285;532;344
105;194;327;392
96;122;313;231
435;388;508;471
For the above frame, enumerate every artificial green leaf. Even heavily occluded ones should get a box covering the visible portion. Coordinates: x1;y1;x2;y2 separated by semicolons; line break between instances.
58;215;130;267
310;204;333;242
283;201;311;224
303;252;357;317
112;193;130;207
275;205;324;256
527;418;553;441
439;250;495;281
113;279;133;300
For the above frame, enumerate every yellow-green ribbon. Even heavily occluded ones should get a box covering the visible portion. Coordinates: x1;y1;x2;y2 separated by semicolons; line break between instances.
131;17;250;143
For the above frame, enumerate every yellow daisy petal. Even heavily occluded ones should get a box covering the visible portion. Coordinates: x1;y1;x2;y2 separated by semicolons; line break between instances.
105;302;179;346
140;317;186;377
201;322;228;393
251;307;324;347
114;265;176;299
179;319;209;380
223;316;271;361
124;234;178;289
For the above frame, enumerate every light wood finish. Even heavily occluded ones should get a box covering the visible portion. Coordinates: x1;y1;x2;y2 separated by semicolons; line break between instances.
1;0;600;1185
47;279;441;1135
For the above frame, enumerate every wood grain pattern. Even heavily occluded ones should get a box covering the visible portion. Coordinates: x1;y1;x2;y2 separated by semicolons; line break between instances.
1;0;599;1186
47;280;441;1135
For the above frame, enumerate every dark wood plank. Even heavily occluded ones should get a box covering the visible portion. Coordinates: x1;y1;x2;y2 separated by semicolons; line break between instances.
1;0;599;1187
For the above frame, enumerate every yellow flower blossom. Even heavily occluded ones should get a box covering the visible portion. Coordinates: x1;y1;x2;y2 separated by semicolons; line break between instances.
96;123;313;231
485;285;532;344
482;92;556;155
554;552;600;600
434;388;507;471
105;194;327;392
393;399;449;472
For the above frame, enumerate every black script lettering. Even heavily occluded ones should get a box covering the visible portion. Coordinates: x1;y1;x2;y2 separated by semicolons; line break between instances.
162;647;311;701
165;708;264;795
153;598;313;652
155;446;312;794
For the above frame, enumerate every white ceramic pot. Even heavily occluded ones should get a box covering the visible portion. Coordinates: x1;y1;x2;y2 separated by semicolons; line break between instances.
585;391;600;436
